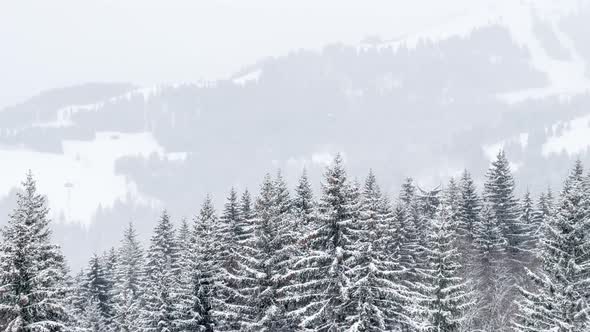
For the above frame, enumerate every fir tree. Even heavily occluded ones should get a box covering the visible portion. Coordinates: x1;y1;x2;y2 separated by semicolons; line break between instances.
420;205;472;332
0;172;70;331
457;170;480;245
518;190;537;258
514;161;590;331
456;172;481;267
389;202;420;304
286;154;358;331
189;196;218;332
346;170;407;331
247;173;298;330
443;177;461;232
140;210;181;332
69;270;90;331
399;177;417;206
393;183;421;290
531;188;553;255
483;150;524;261
85;299;109;332
85;253;114;329
175;218;201;331
472;204;511;331
113;222;145;332
293;168;315;228
213;189;258;331
482;151;525;329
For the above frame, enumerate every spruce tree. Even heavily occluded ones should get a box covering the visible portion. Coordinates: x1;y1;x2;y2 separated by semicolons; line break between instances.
514;161;590;331
69;270;90;331
140;210;181;332
399;177;417;206
483;150;524;262
346;170;407;331
85;253;114;329
519;190;537;258
113;222;145;332
394;180;421;290
531;189;553;255
213;189;258;330
443;177;461;232
189;196;218;332
293;168;315;228
285;154;358;331
245;173;298;330
0;172;70;331
420;205;472;332
482;151;525;329
85;299;109;332
175;218;202;331
472;204;511;331
457;170;480;245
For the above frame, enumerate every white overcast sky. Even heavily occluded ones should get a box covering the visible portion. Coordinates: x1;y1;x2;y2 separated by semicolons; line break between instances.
0;0;514;108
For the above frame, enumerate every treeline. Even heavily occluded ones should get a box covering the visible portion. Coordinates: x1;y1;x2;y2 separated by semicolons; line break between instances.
1;152;589;331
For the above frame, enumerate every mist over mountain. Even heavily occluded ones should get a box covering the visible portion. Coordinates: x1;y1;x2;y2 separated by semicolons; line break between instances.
2;2;590;270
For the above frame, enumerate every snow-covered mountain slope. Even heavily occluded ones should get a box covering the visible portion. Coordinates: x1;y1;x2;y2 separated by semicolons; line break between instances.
0;132;166;226
360;0;590;102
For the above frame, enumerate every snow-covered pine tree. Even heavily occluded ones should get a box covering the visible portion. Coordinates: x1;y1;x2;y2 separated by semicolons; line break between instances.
214;188;247;273
456;170;480;254
483;150;525;265
416;185;442;222
388;201;422;332
85;299;109;332
482;151;526;329
451;170;481;330
391;178;425;330
189;195;218;332
174;218;202;331
443;178;461;232
69;270;91;331
399;177;417;206
293;168;315;228
213;188;258;331
346;170;408;331
85;253;115;329
518;190;537;260
274;170;292;217
103;247;118;328
240;190;255;224
244;172;299;331
416;185;442;266
412;185;442;326
140;210;181;332
531;188;553;256
285;154;358;331
113;222;145;332
177;218;191;255
393;179;421;291
420;204;472;332
471;203;511;331
0;172;70;331
514;160;590;331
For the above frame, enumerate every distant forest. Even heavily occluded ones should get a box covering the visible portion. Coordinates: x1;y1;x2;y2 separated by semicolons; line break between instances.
1;151;588;331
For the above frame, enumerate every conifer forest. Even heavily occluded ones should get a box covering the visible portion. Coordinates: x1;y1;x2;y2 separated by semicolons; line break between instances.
2;151;590;332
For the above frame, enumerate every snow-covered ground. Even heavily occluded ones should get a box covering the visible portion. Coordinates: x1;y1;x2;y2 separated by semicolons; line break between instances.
542;113;590;157
0;132;186;225
232;69;262;86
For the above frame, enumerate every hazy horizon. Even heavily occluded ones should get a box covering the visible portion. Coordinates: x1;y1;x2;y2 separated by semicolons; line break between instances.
0;0;556;109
